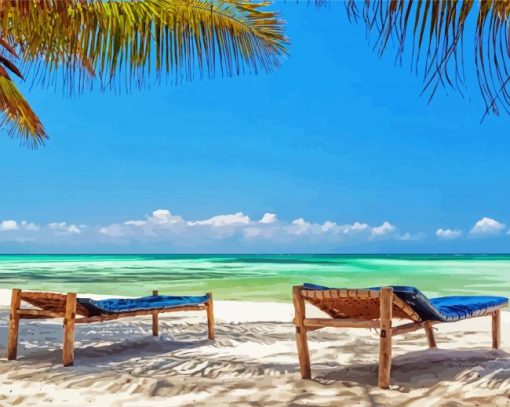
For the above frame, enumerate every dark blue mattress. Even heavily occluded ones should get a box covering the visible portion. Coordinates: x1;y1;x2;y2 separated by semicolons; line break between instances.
302;283;508;322
77;294;209;316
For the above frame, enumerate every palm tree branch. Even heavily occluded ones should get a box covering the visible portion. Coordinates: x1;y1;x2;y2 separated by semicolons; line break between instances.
346;0;510;117
0;68;46;147
1;0;289;93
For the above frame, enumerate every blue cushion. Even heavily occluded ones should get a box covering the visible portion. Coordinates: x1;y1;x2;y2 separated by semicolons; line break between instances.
78;294;209;316
430;296;508;320
302;283;508;322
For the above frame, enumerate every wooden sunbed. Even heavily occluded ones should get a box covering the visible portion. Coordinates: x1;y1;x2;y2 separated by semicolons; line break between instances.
6;289;215;366
292;285;508;388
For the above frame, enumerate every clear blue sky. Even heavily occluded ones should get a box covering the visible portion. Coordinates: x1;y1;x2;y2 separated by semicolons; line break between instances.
1;3;509;253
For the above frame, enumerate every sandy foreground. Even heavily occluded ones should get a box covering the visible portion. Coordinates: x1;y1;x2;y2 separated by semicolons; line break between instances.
0;289;508;406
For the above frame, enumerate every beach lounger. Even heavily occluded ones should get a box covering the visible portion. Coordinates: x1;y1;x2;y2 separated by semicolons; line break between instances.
6;289;215;366
292;284;508;388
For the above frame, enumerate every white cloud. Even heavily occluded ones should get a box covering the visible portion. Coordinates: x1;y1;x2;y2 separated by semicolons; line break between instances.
0;220;19;231
347;222;370;232
243;227;267;239
0;209;454;251
20;221;39;231
124;209;183;228
48;222;81;235
319;221;369;235
0;220;40;232
189;212;250;227
150;209;183;225
124;220;146;227
99;224;125;238
289;218;311;235
320;221;335;232
470;217;505;235
436;228;462;240
371;221;396;237
260;212;277;224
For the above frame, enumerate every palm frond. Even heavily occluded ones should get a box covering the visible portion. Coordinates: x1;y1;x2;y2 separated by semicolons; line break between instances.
0;0;287;146
0;69;46;147
3;0;288;94
346;0;510;118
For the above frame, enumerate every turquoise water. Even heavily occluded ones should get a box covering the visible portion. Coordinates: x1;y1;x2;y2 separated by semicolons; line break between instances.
0;254;508;301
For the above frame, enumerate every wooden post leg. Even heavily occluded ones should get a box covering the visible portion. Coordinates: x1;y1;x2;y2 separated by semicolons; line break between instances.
7;289;22;360
152;290;159;337
378;287;393;389
63;293;77;367
293;286;311;379
424;321;437;349
492;310;501;349
206;292;215;340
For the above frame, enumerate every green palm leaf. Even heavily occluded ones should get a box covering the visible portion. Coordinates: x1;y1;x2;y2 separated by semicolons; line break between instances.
0;0;288;146
0;69;45;147
346;0;510;118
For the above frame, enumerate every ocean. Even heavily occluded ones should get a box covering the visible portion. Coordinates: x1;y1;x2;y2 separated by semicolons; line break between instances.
0;254;508;301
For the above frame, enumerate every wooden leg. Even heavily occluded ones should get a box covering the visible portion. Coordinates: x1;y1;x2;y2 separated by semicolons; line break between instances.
424;321;437;349
152;290;159;337
293;286;311;379
378;287;393;389
492;310;501;349
206;292;215;340
63;293;77;367
7;289;22;360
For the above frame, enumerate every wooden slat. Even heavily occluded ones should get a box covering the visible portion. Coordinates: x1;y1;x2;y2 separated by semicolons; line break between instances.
75;304;206;324
492;310;501;349
293;286;311;379
392;320;440;336
152;290;159;337
20;291;90;316
378;287;393;389
391;295;421;322
303;318;379;329
17;309;65;318
63;293;76;367
358;290;368;299
7;289;22;360
424;321;437;348
301;287;422;322
21;292;67;300
206;292;215;340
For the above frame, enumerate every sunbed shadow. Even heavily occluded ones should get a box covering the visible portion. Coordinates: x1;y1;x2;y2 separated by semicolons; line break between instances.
0;312;298;367
314;347;510;390
0;320;302;403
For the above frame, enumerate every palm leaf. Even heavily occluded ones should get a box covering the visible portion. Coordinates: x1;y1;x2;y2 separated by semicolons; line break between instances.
0;68;46;147
346;0;510;118
3;0;288;93
0;0;288;146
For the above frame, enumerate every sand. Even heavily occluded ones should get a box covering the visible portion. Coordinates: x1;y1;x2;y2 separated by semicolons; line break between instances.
0;289;508;406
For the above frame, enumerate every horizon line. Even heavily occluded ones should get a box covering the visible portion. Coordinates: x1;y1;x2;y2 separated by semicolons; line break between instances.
1;252;510;256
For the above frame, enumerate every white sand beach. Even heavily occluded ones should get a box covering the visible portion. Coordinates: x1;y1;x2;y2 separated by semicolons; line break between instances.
0;289;508;406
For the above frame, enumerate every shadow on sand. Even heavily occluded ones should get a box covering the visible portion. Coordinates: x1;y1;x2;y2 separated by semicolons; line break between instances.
0;309;509;405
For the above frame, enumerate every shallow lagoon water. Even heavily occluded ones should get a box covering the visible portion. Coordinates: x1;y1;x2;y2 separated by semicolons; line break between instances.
0;254;508;301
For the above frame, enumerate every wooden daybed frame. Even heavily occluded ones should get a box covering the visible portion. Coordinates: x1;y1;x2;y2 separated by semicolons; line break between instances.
292;285;506;388
7;289;215;366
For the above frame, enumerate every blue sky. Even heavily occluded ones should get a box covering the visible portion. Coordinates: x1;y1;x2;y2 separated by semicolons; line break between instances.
1;3;509;253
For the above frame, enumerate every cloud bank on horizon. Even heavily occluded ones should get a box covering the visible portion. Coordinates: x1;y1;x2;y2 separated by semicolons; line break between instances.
0;210;509;252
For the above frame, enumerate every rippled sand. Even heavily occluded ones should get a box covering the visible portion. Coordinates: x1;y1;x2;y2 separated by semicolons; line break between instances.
0;293;508;406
